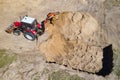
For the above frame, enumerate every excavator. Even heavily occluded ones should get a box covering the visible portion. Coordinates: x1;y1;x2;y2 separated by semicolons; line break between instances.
5;12;56;41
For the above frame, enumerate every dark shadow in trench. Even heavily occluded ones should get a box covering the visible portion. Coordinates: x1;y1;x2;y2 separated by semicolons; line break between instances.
96;44;113;76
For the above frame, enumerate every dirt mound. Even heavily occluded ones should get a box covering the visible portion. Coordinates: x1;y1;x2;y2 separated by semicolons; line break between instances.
39;12;103;73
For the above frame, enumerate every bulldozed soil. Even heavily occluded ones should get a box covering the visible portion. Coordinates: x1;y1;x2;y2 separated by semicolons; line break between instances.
0;0;120;80
39;12;103;73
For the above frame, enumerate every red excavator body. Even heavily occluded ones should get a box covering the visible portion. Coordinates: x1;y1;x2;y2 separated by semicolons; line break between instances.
5;16;45;41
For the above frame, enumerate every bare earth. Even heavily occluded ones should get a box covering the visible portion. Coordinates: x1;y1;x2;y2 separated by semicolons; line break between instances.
0;0;104;53
0;0;120;80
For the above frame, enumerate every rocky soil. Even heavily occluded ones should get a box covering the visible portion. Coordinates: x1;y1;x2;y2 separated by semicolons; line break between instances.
0;0;120;80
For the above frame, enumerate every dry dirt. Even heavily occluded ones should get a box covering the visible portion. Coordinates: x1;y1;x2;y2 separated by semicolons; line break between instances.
0;0;120;80
0;0;91;53
39;12;103;73
0;0;120;52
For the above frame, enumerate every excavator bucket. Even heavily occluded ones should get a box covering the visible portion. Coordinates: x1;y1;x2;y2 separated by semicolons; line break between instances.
5;24;15;33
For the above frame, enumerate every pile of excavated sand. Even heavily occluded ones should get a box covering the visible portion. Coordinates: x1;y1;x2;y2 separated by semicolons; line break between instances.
39;12;103;73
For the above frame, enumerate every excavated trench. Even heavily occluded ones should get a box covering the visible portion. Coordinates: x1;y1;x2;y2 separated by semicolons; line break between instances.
97;44;113;76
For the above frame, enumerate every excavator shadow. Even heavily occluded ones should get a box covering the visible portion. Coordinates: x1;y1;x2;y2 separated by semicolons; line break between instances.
96;44;113;76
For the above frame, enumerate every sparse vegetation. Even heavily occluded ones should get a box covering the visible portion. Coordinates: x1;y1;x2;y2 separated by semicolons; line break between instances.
0;49;16;68
112;0;120;6
104;0;120;9
48;70;85;80
113;49;120;79
33;76;40;80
